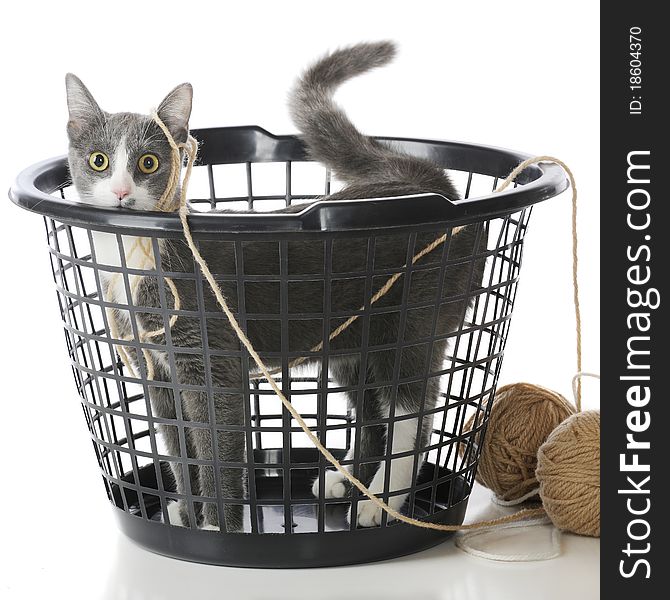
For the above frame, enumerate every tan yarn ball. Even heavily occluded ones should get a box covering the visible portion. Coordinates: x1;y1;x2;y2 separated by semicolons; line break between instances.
537;410;600;537
463;382;575;502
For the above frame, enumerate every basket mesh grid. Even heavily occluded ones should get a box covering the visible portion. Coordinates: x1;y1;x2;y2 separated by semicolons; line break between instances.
44;159;530;535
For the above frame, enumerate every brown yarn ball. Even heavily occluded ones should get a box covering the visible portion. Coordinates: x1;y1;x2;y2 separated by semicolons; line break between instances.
537;410;600;537
462;382;575;502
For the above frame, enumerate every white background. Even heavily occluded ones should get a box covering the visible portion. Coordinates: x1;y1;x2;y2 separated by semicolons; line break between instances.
0;1;599;598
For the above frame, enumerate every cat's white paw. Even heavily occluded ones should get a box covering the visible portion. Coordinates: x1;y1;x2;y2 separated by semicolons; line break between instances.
355;499;385;527
164;501;186;527
353;494;406;527
312;470;348;499
200;523;219;531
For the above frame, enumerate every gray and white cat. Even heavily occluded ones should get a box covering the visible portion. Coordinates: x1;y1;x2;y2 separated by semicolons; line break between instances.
66;41;484;531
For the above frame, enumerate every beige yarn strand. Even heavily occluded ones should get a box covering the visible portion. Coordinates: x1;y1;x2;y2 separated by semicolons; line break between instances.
110;112;579;533
249;158;582;412
106;116;195;382
151;115;584;532
496;156;581;411
250;225;466;379
177;179;545;531
169;133;544;532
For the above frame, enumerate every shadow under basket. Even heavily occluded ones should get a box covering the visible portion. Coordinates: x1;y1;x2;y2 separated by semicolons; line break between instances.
112;449;469;568
9;126;568;568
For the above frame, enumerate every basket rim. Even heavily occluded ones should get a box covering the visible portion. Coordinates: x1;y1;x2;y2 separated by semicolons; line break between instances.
8;125;569;236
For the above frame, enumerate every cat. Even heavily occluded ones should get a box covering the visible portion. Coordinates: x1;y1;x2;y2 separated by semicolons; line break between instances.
65;41;484;531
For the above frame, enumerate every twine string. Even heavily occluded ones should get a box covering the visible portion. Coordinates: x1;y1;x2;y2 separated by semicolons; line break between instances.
106;114;580;532
106;117;193;381
497;156;582;411
455;516;562;561
571;372;600;409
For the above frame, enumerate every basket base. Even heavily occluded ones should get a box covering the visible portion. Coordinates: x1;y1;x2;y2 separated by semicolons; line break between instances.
111;451;470;568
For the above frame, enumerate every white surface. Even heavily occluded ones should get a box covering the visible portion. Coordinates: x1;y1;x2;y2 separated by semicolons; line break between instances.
0;1;599;598
1;481;599;600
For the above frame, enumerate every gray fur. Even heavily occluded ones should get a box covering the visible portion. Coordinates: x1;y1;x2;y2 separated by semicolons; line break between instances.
288;41;460;201
66;42;484;531
66;74;191;210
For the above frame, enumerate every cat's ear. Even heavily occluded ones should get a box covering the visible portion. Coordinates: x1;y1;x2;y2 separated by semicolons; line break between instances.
157;83;193;143
65;73;104;139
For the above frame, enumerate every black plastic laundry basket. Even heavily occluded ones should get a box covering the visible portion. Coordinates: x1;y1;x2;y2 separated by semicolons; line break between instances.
10;126;567;568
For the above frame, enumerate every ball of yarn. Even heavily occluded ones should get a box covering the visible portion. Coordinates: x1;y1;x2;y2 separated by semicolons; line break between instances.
463;382;575;502
537;410;600;537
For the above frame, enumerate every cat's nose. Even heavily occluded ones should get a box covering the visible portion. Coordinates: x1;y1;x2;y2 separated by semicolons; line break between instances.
112;188;131;201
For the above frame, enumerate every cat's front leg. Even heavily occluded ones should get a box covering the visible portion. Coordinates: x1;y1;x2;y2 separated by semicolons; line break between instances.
149;378;203;528
311;422;385;501
354;460;414;527
312;469;349;499
352;410;419;527
183;389;247;532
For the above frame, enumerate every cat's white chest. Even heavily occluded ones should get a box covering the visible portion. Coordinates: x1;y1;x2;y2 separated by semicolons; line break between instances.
91;231;153;308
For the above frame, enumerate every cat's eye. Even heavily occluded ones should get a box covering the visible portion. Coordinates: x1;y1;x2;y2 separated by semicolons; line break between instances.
88;151;109;172
138;153;159;174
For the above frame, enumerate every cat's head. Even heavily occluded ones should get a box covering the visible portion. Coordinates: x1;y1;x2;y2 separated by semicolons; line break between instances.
65;74;192;211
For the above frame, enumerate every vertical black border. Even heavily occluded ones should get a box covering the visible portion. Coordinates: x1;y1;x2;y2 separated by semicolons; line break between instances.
601;5;668;595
